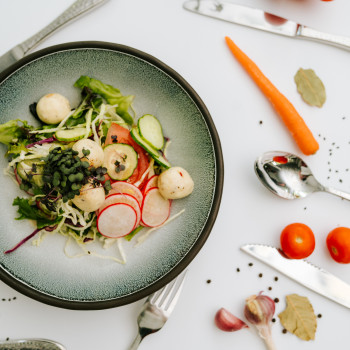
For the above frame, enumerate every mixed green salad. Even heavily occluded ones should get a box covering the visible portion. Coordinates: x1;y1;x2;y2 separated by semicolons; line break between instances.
0;76;194;263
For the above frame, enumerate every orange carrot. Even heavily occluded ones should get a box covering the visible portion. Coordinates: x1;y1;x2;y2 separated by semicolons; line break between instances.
225;36;319;156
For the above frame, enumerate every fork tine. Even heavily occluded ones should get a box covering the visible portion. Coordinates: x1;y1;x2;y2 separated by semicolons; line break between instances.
149;270;187;312
164;270;187;312
149;284;168;305
155;270;187;312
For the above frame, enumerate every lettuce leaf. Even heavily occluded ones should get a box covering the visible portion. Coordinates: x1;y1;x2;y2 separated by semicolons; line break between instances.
13;197;61;229
74;76;134;125
0;119;34;146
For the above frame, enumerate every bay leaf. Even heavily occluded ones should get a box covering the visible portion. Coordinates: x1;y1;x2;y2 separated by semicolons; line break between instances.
278;293;317;341
294;68;326;107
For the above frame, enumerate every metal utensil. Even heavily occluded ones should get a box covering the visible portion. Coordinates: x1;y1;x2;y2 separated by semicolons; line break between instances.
0;338;66;350
0;0;109;72
183;0;350;51
129;271;187;350
254;151;350;201
241;244;350;309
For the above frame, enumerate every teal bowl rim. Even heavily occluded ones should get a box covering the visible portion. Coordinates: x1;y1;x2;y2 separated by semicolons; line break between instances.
0;41;224;310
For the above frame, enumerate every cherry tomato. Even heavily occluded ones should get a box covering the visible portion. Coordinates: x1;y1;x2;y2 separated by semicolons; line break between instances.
326;227;350;263
280;223;315;259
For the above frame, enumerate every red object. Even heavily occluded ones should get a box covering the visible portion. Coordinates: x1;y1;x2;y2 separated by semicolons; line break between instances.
142;175;159;195
280;223;315;259
326;227;350;263
141;188;171;227
215;308;248;332
264;13;287;26
273;156;288;164
97;193;141;228
96;203;137;238
105;123;150;187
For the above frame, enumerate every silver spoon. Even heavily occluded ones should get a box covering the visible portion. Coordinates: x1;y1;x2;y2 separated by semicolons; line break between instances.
0;338;65;350
254;151;350;201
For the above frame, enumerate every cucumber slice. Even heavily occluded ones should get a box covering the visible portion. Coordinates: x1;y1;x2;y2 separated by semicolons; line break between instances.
103;143;138;181
138;114;164;150
55;128;88;142
130;127;170;169
17;159;45;187
36;201;57;220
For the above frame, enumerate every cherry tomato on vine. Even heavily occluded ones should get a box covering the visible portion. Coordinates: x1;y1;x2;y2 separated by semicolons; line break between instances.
280;223;315;259
326;227;350;264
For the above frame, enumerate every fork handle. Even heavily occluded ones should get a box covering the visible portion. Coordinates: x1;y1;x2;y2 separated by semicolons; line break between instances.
128;334;143;350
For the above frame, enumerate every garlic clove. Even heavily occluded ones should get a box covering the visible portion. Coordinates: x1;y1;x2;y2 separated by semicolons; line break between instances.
215;308;249;332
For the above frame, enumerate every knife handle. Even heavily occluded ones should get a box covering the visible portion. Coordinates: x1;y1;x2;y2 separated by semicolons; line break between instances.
298;26;350;51
10;0;108;60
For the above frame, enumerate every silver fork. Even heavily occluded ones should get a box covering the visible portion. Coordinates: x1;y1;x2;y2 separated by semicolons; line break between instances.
128;271;187;350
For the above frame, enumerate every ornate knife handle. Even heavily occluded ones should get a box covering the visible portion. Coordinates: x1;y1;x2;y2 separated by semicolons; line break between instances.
11;0;108;60
298;26;350;51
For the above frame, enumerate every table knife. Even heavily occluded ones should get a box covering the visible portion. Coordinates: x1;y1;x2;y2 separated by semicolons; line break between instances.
241;244;350;309
183;0;350;51
0;0;108;73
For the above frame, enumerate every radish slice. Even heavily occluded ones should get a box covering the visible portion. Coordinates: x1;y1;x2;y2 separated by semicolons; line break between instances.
98;193;141;228
143;175;159;195
109;181;143;206
97;203;137;238
141;188;171;227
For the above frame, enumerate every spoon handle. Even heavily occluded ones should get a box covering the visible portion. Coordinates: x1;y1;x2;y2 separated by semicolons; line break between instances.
324;186;350;201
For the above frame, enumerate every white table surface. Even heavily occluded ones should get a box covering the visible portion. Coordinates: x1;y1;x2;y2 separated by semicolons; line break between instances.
1;0;350;349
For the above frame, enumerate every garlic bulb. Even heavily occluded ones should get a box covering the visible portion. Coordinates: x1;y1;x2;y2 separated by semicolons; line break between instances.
244;292;276;350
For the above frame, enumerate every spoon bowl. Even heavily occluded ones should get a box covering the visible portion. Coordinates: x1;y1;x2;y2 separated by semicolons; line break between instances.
255;151;350;201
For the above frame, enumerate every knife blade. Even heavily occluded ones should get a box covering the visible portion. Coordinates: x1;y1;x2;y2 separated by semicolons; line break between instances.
241;244;350;309
183;0;350;51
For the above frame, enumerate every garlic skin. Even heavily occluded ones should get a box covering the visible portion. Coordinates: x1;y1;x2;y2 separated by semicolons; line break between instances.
244;292;275;325
215;308;248;332
244;292;276;350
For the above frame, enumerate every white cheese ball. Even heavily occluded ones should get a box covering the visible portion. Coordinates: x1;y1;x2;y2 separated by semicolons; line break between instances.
72;183;105;212
158;167;194;199
36;93;71;124
72;139;104;168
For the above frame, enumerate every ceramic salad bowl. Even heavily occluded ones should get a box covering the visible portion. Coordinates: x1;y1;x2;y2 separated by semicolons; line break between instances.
0;42;223;309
